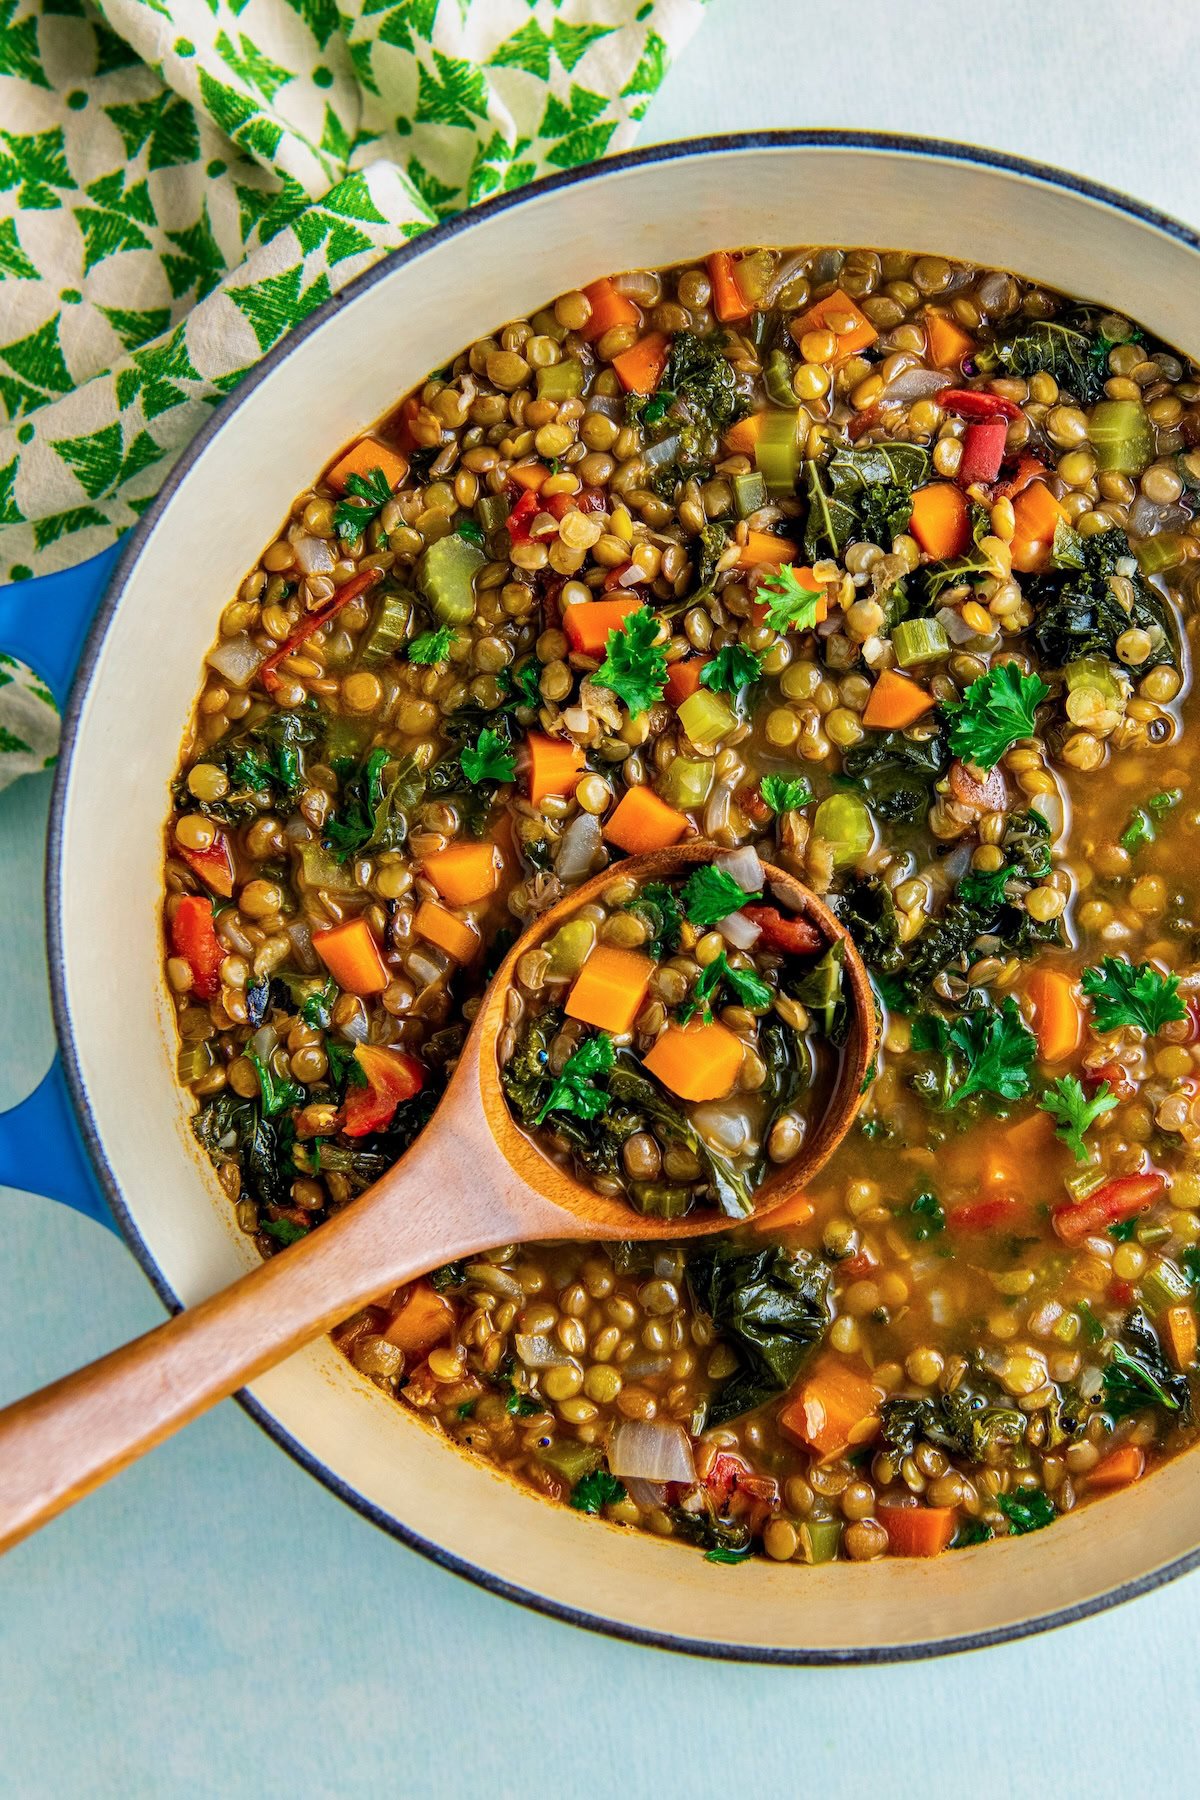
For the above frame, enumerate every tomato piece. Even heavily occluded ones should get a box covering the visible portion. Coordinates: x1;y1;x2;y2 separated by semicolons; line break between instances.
957;419;1008;486
939;388;1023;423
505;488;540;544
170;895;223;1001
1052;1171;1166;1246
181;832;235;899
948;758;1010;813
1085;1060;1136;1102
946;1195;1031;1233
741;905;823;956
342;1044;426;1138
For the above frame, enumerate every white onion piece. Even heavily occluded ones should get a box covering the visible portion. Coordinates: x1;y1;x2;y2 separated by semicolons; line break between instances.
879;367;951;407
290;530;335;575
464;1264;524;1299
703;782;733;837
406;948;444;991
206;633;264;689
285;919;316;971
585;392;623;420
555;810;602;881
935;605;981;646
623;1477;668;1509
609;1419;696;1484
718;845;764;892
514;1333;570;1369
718;910;762;951
339;1010;369;1045
643;432;682;469
1127;493;1191;537
691;1100;754;1156
1031;788;1066;841
251;1024;278;1064
759;250;812;308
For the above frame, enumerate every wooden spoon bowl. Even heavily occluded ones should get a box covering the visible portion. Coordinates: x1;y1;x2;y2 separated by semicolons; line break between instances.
0;843;874;1551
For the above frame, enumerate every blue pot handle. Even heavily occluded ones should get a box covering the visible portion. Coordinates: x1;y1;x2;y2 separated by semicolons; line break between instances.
0;545;124;1231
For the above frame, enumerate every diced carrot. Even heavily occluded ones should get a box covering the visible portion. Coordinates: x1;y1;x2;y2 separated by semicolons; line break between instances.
1164;1303;1198;1373
612;331;671;395
862;668;936;730
789;289;878;363
579;277;641;343
181;832;234;899
604;785;689;853
384;1280;455;1354
749;565;827;626
707;251;752;323
995;455;1047;501
755;1192;815;1233
924;310;976;371
326;437;409;496
665;658;707;707
778;1357;880;1459
413;899;480;964
561;595;643;655
1010;480;1067;573
1086;1446;1146;1491
1026;967;1084;1063
507;461;550;492
421;841;500;907
909;482;971;559
565;944;654;1036
642;1019;744;1102
169;894;223;1001
312;916;390;997
738;530;798;569
879;1504;959;1558
723;411;764;456
342;1043;425;1137
525;732;585;806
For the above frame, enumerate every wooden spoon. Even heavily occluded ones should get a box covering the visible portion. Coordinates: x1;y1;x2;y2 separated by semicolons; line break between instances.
0;841;874;1553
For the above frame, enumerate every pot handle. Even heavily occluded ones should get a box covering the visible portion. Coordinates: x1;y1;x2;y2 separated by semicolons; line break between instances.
0;546;123;1231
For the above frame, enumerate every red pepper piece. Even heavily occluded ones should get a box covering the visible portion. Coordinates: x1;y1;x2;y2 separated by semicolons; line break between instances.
742;905;823;956
342;1044;426;1138
1052;1171;1166;1246
939;388;1022;423
957;419;1008;486
505;488;541;544
260;567;383;692
846;405;881;441
181;832;235;899
170;894;223;1000
946;1195;1031;1233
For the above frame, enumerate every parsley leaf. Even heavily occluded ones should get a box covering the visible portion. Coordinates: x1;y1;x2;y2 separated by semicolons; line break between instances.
997;1488;1056;1535
596;608;668;714
700;644;764;695
903;1189;945;1241
262;1217;308;1245
246;1049;304;1118
460;726;516;785
334;465;394;540
506;1390;542;1417
570;1468;626;1514
408;626;454;666
944;663;1050;770
705;1544;753;1565
681;864;761;926
455;517;484;545
680;952;772;1024
1081;957;1186;1035
535;1033;615;1125
504;660;544;710
300;980;336;1030
756;564;824;633
1119;787;1182;854
760;773;813;815
1039;1075;1118;1163
325;1040;369;1098
944;998;1037;1109
956;863;1013;909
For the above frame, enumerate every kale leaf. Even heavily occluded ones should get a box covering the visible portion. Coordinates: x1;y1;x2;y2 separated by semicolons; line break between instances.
974;320;1110;405
1103;1308;1192;1422
1026;527;1176;673
802;442;930;561
840;727;949;824
686;1242;831;1426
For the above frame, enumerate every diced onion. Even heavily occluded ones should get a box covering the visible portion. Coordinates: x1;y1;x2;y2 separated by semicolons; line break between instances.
717;846;764;892
623;1478;668;1509
206;633;264;689
717;909;761;951
285;919;317;972
290;530;336;575
554;811;602;881
405;947;445;991
643;432;683;470
879;367;951;407
935;605;982;646
609;1419;696;1483
251;1025;277;1064
1031;788;1065;841
339;1011;369;1045
515;1333;570;1369
464;1264;524;1299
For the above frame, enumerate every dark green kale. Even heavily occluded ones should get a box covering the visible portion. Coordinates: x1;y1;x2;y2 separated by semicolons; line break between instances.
832;876;906;976
686;1241;831;1427
324;747;426;861
192;1093;294;1212
181;707;323;823
1027;527;1176;673
428;1260;467;1292
662;330;748;431
624;882;683;958
667;1507;753;1559
880;1379;1026;1466
570;1468;626;1514
840;727;949;825
802;442;930;561
787;941;848;1044
1103;1309;1192;1423
973;319;1112;404
997;1488;1057;1535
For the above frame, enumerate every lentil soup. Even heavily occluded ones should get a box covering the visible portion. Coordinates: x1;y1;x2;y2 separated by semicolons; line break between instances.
165;245;1200;1564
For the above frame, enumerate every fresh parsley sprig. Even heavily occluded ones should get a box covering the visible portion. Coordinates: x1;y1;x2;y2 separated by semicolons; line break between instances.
760;773;813;815
756;563;824;633
1081;957;1186;1036
914;998;1037;1109
700;644;763;696
680;952;773;1024
535;1033;615;1125
570;1468;626;1514
408;625;455;666
334;465;394;540
1039;1075;1118;1163
247;1049;305;1118
681;864;761;927
460;726;516;785
596;608;668;714
944;663;1050;770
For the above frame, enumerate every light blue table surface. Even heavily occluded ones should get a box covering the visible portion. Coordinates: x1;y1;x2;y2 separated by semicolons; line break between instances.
6;4;1200;1791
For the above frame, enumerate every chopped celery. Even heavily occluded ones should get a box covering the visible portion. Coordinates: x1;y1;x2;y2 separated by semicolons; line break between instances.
763;349;798;408
628;1182;694;1218
177;1041;215;1084
537;1440;603;1483
417;532;485;624
1134;532;1187;577
358;586;414;667
754;411;801;496
891;617;950;668
1063;1163;1107;1202
733;471;768;518
544;917;596;979
477;492;511;535
299;840;359;890
661;755;715;809
1142;1258;1192;1313
799;1518;842;1564
1089;400;1154;474
537;358;583;402
1063;656;1128;729
813;792;875;868
735;249;773;307
1136;1221;1172;1248
678;688;736;745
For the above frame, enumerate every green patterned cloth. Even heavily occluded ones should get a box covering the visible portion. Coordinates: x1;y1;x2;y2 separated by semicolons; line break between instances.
0;0;704;786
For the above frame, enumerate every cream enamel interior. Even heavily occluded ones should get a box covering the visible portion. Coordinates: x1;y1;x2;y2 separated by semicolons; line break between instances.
54;141;1200;1657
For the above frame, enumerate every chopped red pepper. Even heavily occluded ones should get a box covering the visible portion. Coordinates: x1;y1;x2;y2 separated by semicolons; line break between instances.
505;488;541;544
260;567;383;692
741;905;823;957
181;832;235;899
946;1195;1031;1233
1108;1278;1135;1307
841;1249;880;1280
957;419;1008;487
1052;1171;1166;1246
342;1043;426;1138
170;894;223;1000
939;388;1022;423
